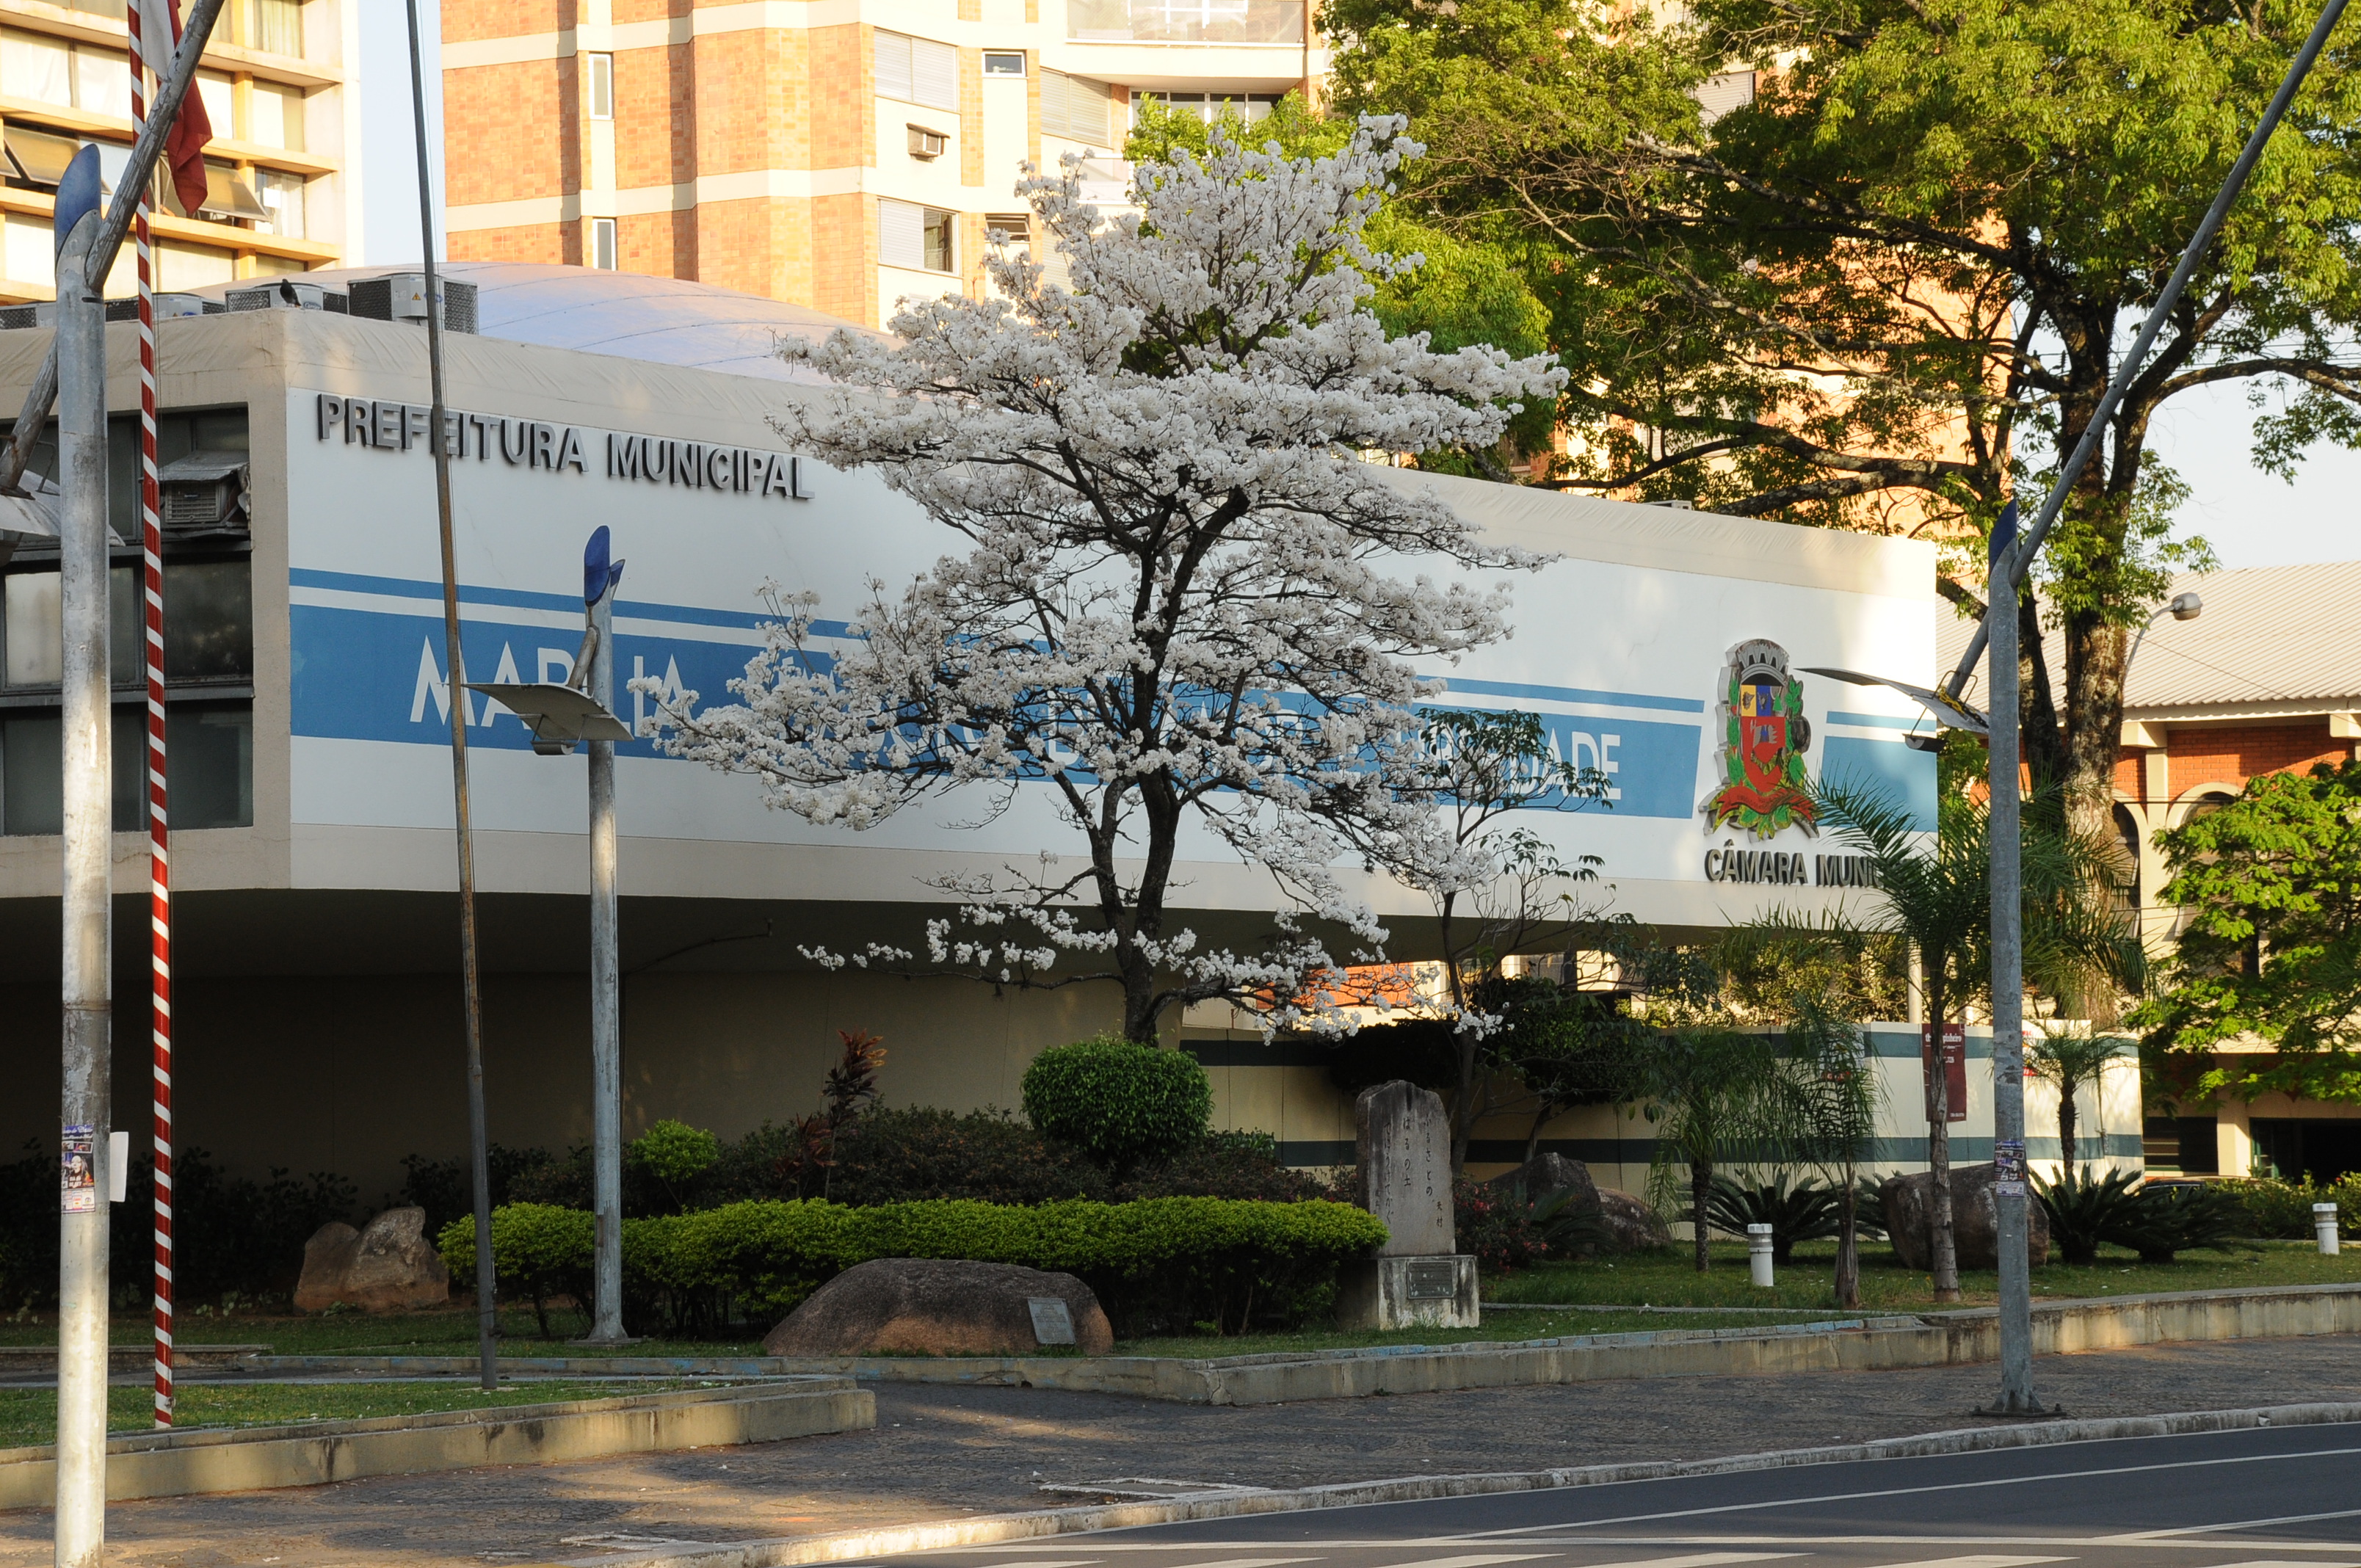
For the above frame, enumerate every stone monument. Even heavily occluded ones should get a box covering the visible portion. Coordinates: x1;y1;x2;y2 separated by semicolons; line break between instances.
1337;1079;1479;1330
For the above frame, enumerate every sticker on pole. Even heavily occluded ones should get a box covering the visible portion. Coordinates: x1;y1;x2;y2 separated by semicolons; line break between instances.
1993;1137;2026;1197
61;1125;97;1213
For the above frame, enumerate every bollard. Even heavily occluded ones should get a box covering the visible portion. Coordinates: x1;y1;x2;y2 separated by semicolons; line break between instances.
2317;1202;2340;1256
1747;1223;1775;1287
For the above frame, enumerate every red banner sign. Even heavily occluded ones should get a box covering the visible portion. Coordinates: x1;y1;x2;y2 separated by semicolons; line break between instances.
1921;1023;1968;1124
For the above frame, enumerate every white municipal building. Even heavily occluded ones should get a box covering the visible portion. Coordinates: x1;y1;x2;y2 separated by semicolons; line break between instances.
1;264;2107;1198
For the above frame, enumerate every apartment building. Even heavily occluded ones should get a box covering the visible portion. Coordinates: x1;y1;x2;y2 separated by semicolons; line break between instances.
0;0;362;303
439;0;1322;329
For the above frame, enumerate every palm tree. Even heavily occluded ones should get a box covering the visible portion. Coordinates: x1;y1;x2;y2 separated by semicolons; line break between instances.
1730;779;2141;1300
1635;1026;1788;1272
1774;1001;1883;1309
2026;1028;2129;1176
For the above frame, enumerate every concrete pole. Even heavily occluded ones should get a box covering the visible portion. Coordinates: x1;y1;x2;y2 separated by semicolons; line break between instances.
583;577;627;1345
1988;527;2035;1415
54;179;112;1568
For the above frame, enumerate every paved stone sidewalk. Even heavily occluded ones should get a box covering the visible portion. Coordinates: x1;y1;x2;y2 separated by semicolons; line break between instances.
3;1335;2357;1568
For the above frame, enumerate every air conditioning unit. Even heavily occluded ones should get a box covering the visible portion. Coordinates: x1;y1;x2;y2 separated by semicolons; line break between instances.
907;124;948;160
156;450;250;534
223;280;349;313
347;274;478;334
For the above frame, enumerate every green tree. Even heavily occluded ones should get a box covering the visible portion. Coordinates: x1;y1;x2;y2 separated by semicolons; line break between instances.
1126;95;1558;470
1727;778;2142;1298
1324;0;2361;830
1635;1026;1788;1272
2136;761;2361;1103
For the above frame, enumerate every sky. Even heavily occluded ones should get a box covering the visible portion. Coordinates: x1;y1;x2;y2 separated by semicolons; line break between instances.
352;21;2351;572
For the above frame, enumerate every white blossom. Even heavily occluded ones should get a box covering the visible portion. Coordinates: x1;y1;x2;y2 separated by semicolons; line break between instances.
639;117;1566;1039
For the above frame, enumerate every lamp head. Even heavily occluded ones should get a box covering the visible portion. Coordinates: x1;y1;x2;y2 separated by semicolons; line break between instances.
2169;591;2203;622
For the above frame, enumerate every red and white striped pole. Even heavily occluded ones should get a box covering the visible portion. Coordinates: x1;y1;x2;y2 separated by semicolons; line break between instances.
127;1;174;1431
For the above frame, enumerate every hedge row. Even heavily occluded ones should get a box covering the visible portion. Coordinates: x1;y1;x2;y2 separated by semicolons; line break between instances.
437;1196;1389;1339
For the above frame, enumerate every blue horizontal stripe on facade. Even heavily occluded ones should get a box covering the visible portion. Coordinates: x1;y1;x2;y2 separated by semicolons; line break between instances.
1827;710;1927;730
1435;675;1707;714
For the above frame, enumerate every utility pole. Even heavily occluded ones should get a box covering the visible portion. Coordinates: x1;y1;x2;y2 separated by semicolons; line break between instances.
583;532;627;1346
53;145;112;1568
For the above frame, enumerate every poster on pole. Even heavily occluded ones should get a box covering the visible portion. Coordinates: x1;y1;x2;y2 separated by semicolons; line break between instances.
60;1125;96;1213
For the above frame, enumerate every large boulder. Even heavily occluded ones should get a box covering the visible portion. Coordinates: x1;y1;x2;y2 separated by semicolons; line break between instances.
1486;1153;1600;1213
294;1207;450;1313
1882;1163;2052;1271
1595;1187;1673;1252
764;1258;1114;1357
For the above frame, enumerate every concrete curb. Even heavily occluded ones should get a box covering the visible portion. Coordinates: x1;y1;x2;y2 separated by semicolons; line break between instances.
179;1280;2361;1407
0;1376;872;1509
554;1399;2361;1568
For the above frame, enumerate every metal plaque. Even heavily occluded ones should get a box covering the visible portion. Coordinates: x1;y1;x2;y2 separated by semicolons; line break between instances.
1026;1296;1076;1346
1405;1260;1459;1300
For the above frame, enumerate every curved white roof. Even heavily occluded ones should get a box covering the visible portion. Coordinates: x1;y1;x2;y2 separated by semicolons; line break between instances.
192;261;885;383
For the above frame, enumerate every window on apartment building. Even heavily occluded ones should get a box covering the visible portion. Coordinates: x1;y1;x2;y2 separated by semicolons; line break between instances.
983;51;1026;76
1133;90;1280;126
879;199;955;274
1040;71;1113;147
253;0;305;57
249;81;307;152
591;217;618;270
588;52;614;120
875;30;958;112
1695;70;1756;125
255;170;305;239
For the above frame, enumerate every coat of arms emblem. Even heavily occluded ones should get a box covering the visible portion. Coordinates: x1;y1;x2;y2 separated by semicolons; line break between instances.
1704;639;1816;838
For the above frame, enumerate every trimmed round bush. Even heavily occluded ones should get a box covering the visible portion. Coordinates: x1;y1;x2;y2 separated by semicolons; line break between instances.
1021;1035;1213;1171
629;1119;721;1187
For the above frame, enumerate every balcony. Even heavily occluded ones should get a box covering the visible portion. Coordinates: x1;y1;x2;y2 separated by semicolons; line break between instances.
1067;0;1305;46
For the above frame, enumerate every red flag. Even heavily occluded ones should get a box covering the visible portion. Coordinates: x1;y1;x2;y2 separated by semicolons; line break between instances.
136;0;213;219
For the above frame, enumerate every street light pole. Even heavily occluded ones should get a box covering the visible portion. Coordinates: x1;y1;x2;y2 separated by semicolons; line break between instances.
584;537;627;1346
1985;508;2034;1414
53;148;112;1568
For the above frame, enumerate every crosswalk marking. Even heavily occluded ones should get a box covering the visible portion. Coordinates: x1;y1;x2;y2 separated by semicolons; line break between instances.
1567;1554;1802;1567
1861;1557;2070;1567
2205;1562;2361;1567
1371;1556;1557;1568
1165;1560;1323;1568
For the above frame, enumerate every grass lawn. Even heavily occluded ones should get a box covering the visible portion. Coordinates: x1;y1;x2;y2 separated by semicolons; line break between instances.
0;1379;711;1450
1485;1236;2361;1312
0;1309;770;1359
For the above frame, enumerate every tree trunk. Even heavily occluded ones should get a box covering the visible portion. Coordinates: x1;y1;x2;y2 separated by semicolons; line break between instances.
1691;1158;1712;1273
1440;893;1476;1174
2059;1086;2079;1177
1834;1169;1860;1310
1925;974;1959;1302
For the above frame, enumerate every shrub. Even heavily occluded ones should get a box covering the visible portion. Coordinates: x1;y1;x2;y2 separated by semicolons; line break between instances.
436;1202;595;1337
1704;1174;1844;1265
1116;1130;1324;1202
1020;1037;1214;1172
2108;1181;2257;1263
825;1106;1111;1205
2035;1166;2144;1266
443;1195;1387;1339
631;1119;722;1211
1453;1177;1548;1273
2234;1175;2361;1239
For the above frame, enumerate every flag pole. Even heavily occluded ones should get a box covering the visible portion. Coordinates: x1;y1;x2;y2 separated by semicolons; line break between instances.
127;0;175;1434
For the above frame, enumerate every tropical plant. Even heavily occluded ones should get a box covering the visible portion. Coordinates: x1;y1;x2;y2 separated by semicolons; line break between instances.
639;117;1563;1041
2026;1028;2129;1175
1529;1183;1615;1258
1771;1003;1884;1306
1703;1172;1843;1266
1020;1036;1214;1174
776;1029;890;1199
1730;778;2144;1299
2034;1166;2144;1266
2136;761;2361;1104
2108;1181;2258;1264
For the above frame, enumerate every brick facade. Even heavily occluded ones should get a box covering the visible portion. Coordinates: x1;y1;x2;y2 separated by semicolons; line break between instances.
449;222;569;264
445;60;573;206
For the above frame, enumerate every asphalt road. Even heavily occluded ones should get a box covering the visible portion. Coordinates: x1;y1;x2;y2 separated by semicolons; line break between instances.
896;1423;2361;1568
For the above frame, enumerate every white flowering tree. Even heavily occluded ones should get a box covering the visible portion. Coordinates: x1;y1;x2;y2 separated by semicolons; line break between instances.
641;117;1564;1042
